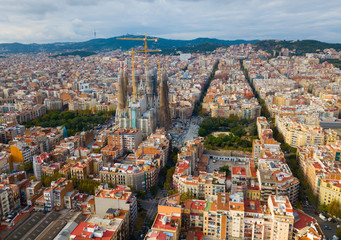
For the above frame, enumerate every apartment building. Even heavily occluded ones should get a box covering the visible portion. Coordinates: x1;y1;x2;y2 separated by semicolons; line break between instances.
70;212;130;240
276;116;324;148
298;144;341;196
182;199;206;230
107;128;142;152
257;161;300;204
319;179;341;205
0;186;13;218
177;171;226;200
71;162;89;180
26;180;42;202
267;196;294;240
173;138;205;190
202;192;229;239
34;178;73;211
95;185;137;230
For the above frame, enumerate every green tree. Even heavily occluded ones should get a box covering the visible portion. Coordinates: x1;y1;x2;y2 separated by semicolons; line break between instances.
198;128;207;137
295;201;303;210
327;200;341;218
318;204;328;213
108;182;116;188
181;191;194;201
29;175;37;181
24;110;115;136
75;179;101;195
336;226;341;239
137;190;146;199
1;169;9;174
93;148;101;154
163;167;175;190
41;172;65;187
17;161;33;172
150;186;158;196
168;189;177;195
218;165;230;176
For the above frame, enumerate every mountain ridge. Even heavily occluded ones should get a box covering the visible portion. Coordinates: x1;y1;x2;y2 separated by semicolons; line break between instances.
1;36;340;55
0;35;258;54
254;39;341;55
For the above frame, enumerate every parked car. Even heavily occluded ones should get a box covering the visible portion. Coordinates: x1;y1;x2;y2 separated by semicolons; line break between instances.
319;213;327;221
324;225;332;230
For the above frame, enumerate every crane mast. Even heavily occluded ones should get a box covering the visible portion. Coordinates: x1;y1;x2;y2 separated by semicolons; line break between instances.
118;34;161;102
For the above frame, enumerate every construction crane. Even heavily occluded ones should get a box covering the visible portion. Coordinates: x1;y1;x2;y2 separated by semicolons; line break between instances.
118;34;161;74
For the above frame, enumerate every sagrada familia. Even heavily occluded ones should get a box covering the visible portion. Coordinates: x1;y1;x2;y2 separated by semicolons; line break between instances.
115;68;171;136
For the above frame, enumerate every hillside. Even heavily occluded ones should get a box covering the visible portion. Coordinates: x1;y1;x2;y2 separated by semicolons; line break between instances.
51;51;96;58
255;40;341;55
0;35;258;54
160;42;229;54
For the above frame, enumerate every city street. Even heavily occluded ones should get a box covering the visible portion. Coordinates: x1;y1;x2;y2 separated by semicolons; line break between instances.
139;189;169;225
178;116;201;144
303;204;339;239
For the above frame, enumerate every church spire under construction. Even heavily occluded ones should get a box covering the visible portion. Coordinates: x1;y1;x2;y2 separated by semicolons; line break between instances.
159;70;171;130
117;70;126;112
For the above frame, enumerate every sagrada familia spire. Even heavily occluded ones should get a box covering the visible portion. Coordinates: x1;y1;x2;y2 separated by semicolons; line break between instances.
115;64;171;135
159;70;171;130
117;70;126;112
123;71;128;105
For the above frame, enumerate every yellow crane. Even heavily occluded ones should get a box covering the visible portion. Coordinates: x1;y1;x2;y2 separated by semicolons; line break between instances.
118;34;160;75
118;34;161;103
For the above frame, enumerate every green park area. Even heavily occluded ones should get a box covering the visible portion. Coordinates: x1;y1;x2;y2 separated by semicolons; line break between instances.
25;110;114;136
198;116;258;152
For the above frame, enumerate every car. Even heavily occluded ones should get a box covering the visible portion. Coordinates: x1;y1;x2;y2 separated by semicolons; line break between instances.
332;235;339;240
319;213;327;221
324;225;332;230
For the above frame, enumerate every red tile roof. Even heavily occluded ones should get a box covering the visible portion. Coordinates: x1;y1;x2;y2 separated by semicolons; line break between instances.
293;209;316;230
70;222;115;240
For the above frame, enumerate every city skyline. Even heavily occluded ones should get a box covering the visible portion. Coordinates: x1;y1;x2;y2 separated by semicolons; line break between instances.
0;0;341;44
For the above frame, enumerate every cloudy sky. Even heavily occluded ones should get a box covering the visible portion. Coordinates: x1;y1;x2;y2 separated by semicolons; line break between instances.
1;0;340;43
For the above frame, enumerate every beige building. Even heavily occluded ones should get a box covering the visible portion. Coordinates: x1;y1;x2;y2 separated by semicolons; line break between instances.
276;116;324;148
94;185;137;230
319;179;341;206
267;195;294;240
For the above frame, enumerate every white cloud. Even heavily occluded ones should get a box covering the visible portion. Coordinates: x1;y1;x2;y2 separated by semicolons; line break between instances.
0;0;340;43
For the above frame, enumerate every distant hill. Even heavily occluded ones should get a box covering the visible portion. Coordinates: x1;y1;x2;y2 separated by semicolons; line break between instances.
255;40;341;55
0;35;258;54
1;37;339;56
51;50;96;58
322;59;341;69
160;42;229;55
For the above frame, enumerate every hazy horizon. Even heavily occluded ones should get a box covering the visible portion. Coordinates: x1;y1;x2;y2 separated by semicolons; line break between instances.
1;0;340;44
1;35;341;45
